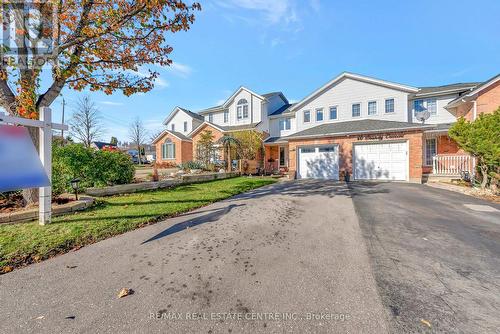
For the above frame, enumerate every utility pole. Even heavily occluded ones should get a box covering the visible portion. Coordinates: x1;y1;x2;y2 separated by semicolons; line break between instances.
61;97;66;144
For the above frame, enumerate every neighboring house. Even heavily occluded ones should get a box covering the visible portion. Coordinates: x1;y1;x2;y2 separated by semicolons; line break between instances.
153;72;500;182
91;141;118;151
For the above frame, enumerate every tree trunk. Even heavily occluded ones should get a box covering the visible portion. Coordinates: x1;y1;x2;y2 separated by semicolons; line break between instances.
226;145;231;172
22;127;40;206
479;164;489;189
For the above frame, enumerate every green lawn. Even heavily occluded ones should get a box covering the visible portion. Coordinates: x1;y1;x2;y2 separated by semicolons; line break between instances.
0;177;276;272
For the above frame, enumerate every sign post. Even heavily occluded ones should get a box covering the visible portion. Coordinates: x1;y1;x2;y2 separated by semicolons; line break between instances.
0;107;68;225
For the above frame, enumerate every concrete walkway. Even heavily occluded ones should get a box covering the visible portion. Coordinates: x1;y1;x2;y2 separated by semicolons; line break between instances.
0;181;389;334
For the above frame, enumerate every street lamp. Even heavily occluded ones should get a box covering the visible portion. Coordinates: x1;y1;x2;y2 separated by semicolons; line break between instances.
70;178;80;201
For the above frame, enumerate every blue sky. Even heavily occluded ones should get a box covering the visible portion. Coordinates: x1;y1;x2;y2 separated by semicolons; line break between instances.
47;0;500;143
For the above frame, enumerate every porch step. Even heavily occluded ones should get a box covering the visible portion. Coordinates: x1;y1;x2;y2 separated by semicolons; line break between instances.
422;174;461;184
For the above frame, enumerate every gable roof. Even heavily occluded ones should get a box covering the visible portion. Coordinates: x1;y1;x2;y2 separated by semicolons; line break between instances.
283;119;433;140
151;129;192;144
261;92;289;105
414;82;480;98
445;73;500;109
222;86;266;108
162;106;204;126
290;72;419;112
92;141;117;149
188;121;262;137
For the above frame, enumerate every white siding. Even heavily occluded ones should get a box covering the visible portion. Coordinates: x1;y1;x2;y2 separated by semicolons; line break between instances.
294;78;410;132
207;90;264;127
408;94;459;124
269;115;296;138
165;109;199;135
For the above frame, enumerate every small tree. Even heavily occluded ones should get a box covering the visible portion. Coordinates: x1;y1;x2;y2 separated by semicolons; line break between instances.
129;118;148;165
196;130;215;167
218;135;240;172
69;95;104;148
449;108;500;189
232;130;264;161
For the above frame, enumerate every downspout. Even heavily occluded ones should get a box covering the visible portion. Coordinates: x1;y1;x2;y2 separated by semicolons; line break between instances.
473;100;477;120
250;94;254;124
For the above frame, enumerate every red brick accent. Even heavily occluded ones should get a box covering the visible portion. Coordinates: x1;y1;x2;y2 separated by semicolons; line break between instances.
154;132;192;165
191;124;225;160
477;80;500;115
281;131;424;183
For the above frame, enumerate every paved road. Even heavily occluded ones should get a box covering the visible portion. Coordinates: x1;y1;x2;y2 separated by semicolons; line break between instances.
0;181;389;334
351;182;500;333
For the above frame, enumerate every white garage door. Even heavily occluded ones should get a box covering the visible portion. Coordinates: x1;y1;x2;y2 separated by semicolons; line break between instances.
297;145;339;180
354;142;408;181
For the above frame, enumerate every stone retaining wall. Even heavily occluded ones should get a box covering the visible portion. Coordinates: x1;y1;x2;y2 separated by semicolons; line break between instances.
0;197;94;224
85;172;240;197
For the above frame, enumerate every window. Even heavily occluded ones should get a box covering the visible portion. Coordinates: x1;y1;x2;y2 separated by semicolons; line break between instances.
183;121;188;132
303;110;311;123
385;99;395;113
414;99;437;116
279;146;286;166
171;124;175;131
316;108;324;122
237;99;249;120
208;113;213;123
352;103;361;117
162;139;175;160
368;101;377;115
425;138;437;166
224;110;229;123
413;99;425;116
329;106;338;120
427;99;437;115
279;118;291;131
319;146;336;153
301;147;315;153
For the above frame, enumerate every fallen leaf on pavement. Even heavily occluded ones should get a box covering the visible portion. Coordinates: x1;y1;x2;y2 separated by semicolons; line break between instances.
420;319;432;328
2;266;14;273
118;288;134;298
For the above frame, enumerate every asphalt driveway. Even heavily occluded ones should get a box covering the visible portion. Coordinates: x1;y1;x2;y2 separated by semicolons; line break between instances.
0;180;389;334
351;182;500;333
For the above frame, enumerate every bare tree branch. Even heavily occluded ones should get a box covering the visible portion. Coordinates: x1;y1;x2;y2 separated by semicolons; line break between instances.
69;95;104;147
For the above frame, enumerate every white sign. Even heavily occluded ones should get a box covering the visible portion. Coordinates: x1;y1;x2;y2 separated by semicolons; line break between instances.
0;125;50;192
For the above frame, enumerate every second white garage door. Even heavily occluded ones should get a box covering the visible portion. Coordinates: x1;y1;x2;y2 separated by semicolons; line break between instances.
354;142;408;181
297;145;339;180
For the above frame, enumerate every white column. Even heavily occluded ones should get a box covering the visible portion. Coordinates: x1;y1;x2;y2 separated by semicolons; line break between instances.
39;107;52;225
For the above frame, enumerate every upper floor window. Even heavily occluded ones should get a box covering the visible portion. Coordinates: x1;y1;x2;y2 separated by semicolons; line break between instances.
279;118;291;131
414;99;437;116
162;139;175;160
208;113;214;123
183;121;188;132
171;123;175;131
352;103;361;117
224;110;229;123
385;99;395;113
368;101;377;115
329;106;338;120
316;108;324;122
303;110;311;123
237;99;249;120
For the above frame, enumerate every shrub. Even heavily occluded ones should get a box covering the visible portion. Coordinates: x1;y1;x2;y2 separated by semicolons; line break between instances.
52;143;134;195
178;160;205;171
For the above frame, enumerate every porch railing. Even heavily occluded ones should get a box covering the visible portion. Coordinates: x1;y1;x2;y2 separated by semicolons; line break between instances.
432;154;476;176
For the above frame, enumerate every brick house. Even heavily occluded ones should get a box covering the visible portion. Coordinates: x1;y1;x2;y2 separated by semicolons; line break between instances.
153;72;499;182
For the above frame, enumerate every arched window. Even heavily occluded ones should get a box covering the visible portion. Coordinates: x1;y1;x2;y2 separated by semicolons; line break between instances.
162;138;175;160
237;98;249;120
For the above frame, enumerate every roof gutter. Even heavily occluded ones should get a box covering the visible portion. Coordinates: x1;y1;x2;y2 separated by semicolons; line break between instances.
284;125;435;140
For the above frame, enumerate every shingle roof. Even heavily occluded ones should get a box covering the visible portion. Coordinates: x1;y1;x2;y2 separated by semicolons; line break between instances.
284;119;433;139
262;92;281;99
178;107;204;121
269;103;296;116
169;130;191;140
415;83;479;96
92;141;117;149
264;136;288;144
217;122;261;132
